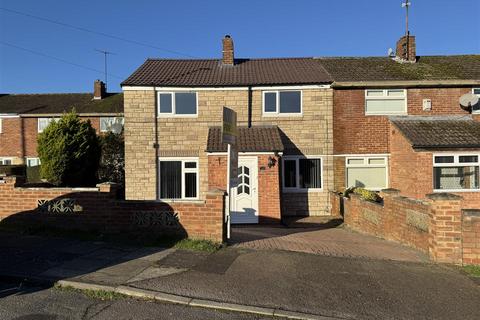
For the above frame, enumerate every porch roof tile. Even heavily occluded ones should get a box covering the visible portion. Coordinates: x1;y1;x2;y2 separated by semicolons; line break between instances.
206;126;284;153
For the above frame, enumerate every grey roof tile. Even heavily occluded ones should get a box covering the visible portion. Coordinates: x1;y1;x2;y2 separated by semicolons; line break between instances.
206;126;284;152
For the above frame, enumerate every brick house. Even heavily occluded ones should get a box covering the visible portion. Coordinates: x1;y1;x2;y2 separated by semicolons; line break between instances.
0;80;124;166
319;35;480;205
121;36;334;223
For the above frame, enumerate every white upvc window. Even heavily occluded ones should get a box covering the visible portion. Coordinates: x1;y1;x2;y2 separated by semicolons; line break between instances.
38;118;59;133
0;118;2;134
282;156;322;192
433;153;480;192
158;158;199;200
263;90;302;116
157;92;198;117
345;156;388;190
365;89;407;115
0;157;13;165
472;88;480;113
26;157;41;167
100;117;124;132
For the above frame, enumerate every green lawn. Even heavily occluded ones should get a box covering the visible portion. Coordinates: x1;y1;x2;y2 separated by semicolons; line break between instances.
463;265;480;277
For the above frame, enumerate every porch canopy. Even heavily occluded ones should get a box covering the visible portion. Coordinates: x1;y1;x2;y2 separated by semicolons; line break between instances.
206;126;284;153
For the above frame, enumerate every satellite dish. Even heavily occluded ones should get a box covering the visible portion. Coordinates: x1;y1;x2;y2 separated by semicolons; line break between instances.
459;93;479;111
387;48;394;57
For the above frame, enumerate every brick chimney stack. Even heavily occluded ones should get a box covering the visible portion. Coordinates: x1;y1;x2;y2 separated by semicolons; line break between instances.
395;33;416;62
222;35;234;66
93;79;106;100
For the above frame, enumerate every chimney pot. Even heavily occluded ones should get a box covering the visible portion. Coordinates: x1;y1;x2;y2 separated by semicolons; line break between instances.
222;35;234;66
94;79;106;100
395;33;416;62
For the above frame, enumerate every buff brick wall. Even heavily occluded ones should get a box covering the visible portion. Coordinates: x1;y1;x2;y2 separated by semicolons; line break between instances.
390;123;480;208
0;116;102;164
0;176;226;243
123;88;334;216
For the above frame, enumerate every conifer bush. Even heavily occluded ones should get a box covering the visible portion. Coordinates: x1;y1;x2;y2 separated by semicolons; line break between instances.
37;111;100;186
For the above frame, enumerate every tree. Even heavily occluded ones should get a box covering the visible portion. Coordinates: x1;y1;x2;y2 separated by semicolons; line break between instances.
98;131;125;186
37;111;100;187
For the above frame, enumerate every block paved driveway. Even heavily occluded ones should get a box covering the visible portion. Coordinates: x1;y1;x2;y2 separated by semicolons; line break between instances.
230;224;428;262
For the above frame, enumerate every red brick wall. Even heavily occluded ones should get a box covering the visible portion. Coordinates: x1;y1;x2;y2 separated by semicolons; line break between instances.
208;154;281;223
0;176;226;243
462;210;480;265
0;117;101;158
333;87;472;155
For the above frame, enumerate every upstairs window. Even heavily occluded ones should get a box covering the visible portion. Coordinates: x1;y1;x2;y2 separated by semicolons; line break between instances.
100;117;124;132
158;92;197;116
433;154;480;191
365;89;407;115
473;88;480;113
38;118;59;133
159;158;199;200
263;91;302;115
283;156;322;191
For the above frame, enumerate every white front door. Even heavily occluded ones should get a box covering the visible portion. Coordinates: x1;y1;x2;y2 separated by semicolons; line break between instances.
231;157;258;224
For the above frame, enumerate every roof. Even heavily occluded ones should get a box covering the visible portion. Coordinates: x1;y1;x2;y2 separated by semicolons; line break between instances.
121;58;332;87
391;116;480;149
319;55;480;83
206;126;284;153
0;93;123;115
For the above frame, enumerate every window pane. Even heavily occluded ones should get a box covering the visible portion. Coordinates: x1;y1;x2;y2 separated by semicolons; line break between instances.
299;159;321;188
100;117;114;131
159;93;172;113
434;166;479;190
459;156;478;163
347;167;387;189
365;99;405;114
387;89;404;97
279;91;301;113
160;161;182;198
284;160;297;188
473;88;480;95
369;158;385;165
434;156;454;163
264;92;277;112
184;162;197;168
175;93;196;114
347;158;364;165
366;90;384;97
185;172;197;198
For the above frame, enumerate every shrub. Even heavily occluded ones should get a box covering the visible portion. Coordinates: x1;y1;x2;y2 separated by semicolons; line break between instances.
37;111;101;187
344;187;382;203
98;131;124;186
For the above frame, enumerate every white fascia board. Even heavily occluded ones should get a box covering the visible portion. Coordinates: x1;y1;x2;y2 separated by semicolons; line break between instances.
0;114;20;118
122;84;331;91
251;84;331;90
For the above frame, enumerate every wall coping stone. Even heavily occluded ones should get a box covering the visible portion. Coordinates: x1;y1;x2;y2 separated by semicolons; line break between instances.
426;193;463;201
381;188;401;194
16;187;100;192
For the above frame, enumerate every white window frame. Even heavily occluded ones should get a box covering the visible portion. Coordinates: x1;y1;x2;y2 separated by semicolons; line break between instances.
0;157;13;165
472;88;480;114
0;118;2;134
157;91;198;117
282;155;323;192
26;157;41;167
432;152;480;192
262;90;303;116
100;117;124;132
364;89;407;115
38;118;59;133
158;157;199;200
345;156;389;191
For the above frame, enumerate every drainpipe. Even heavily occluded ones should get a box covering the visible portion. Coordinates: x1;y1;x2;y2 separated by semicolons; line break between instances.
247;86;252;128
153;87;160;200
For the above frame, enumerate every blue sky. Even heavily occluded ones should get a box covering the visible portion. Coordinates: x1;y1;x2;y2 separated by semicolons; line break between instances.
0;0;478;93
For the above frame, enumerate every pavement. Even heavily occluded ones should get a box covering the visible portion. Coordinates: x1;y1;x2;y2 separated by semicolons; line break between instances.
0;228;479;320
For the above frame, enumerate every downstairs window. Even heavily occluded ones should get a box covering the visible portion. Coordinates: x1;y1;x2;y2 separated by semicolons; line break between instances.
433;155;479;191
159;158;199;199
283;157;322;191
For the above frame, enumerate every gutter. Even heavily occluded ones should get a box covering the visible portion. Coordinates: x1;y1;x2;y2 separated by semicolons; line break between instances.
19;113;124;117
332;79;480;89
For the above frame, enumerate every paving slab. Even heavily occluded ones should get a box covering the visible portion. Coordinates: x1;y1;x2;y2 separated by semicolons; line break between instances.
126;266;187;283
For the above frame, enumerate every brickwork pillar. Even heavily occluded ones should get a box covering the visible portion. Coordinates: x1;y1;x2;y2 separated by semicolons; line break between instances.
427;193;463;264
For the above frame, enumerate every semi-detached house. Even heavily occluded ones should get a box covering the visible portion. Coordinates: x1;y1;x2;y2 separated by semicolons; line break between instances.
122;35;480;223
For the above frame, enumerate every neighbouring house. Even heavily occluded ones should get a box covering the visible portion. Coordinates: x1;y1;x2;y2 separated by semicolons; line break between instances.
121;35;334;223
0;80;124;166
319;34;480;206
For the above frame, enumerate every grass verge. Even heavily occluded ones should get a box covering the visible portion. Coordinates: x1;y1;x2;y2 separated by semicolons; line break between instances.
462;265;480;278
174;238;223;253
54;284;127;301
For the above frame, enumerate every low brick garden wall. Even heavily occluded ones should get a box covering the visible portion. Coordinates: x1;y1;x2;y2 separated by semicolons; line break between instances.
331;189;480;265
0;176;226;243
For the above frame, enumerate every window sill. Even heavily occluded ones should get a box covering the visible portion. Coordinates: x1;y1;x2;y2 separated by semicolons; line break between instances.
262;113;303;118
433;189;480;193
365;113;407;116
159;198;204;204
282;188;324;193
157;115;198;118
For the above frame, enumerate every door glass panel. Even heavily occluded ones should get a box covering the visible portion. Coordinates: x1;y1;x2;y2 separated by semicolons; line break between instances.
237;165;251;195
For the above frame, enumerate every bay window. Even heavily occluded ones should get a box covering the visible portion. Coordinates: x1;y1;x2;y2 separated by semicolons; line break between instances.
159;158;199;200
433;154;479;191
283;156;322;191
